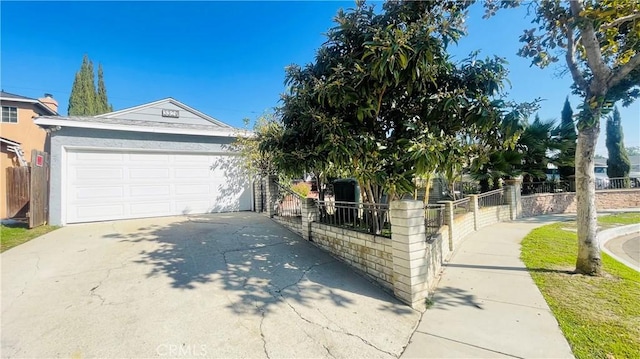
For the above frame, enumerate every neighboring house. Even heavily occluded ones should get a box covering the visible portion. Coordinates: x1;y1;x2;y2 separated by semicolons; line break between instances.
35;98;253;226
1;91;58;219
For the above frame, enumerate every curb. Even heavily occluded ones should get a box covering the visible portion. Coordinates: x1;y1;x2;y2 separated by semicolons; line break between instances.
598;224;640;272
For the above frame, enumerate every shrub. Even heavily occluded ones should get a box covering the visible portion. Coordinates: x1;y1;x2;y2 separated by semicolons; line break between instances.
291;182;311;198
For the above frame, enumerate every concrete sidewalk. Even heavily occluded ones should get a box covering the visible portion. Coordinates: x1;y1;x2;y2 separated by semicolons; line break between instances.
402;215;575;358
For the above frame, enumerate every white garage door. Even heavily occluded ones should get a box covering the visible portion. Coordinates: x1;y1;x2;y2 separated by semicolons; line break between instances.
65;149;251;224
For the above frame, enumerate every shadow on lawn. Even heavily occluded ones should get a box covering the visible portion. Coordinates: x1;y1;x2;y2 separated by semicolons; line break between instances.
100;212;411;316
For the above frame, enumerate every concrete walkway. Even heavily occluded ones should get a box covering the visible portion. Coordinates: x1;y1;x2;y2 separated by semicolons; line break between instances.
402;215;576;359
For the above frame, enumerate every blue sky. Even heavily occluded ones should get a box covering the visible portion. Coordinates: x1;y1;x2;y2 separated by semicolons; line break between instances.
1;1;638;156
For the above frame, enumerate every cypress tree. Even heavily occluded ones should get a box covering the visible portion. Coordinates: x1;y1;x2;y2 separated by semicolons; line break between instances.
68;55;112;115
606;107;631;180
97;64;113;113
556;97;577;180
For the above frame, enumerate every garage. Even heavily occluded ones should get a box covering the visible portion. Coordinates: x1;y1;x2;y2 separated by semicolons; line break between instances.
36;98;253;225
65;149;251;223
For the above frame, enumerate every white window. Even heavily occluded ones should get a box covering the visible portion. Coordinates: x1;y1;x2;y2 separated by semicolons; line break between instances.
1;106;18;123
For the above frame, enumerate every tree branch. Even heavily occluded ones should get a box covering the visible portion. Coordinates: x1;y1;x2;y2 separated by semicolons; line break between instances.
608;51;640;88
564;23;589;91
569;0;611;89
600;11;640;30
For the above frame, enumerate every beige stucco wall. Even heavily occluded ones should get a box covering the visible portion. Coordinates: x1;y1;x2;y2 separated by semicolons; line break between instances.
1;100;48;218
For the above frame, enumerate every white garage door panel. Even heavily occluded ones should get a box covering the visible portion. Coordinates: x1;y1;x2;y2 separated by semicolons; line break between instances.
65;150;251;224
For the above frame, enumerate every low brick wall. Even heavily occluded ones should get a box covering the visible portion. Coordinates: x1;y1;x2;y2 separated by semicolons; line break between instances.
272;215;303;236
451;212;474;251
476;205;511;229
310;223;394;290
422;226;449;294
521;189;640;218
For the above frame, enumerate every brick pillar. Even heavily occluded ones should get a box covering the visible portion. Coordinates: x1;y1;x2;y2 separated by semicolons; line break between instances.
438;200;454;251
301;198;317;241
265;175;279;218
253;176;263;212
390;200;429;310
505;177;522;219
469;194;479;230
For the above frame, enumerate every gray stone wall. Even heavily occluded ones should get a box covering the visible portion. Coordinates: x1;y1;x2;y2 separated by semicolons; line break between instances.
520;189;640;218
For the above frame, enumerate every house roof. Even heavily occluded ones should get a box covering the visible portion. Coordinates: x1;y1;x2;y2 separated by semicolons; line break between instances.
0;137;21;147
0;91;58;115
96;97;232;128
34;116;252;138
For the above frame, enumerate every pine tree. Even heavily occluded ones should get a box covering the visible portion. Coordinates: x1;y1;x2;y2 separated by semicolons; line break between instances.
556;97;577;180
68;55;112;115
606;107;631;181
97;64;113;113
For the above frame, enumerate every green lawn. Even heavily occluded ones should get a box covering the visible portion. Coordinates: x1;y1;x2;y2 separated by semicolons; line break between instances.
598;212;640;225
1;223;58;253
521;213;640;359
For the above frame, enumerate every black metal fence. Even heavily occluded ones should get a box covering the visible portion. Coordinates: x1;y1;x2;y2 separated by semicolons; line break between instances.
425;204;445;241
608;177;639;189
521;177;638;196
316;200;390;237
477;188;506;208
521;181;575;195
275;183;302;217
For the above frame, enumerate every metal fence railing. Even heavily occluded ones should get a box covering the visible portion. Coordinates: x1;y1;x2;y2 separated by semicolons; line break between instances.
275;183;302;217
607;177;639;189
452;197;471;217
425;204;445;241
520;177;638;196
477;188;506;208
316;200;390;237
521;181;575;195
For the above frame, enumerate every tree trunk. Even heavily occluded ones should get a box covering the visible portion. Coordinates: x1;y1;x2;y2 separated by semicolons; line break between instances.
575;124;602;275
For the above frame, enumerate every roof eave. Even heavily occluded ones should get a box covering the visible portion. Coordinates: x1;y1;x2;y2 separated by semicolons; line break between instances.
34;117;241;138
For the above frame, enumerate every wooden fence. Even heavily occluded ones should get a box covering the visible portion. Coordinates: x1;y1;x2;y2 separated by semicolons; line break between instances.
5;150;49;228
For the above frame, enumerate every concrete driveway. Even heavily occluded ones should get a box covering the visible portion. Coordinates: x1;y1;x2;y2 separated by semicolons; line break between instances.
1;213;419;358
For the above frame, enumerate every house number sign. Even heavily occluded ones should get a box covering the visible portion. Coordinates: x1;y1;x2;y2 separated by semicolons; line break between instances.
161;109;180;118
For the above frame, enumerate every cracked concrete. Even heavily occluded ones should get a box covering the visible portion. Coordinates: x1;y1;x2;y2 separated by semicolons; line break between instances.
2;212;419;358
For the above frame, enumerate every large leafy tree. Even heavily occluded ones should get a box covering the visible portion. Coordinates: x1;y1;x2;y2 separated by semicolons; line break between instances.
486;0;640;275
265;1;533;207
68;55;112;115
606;107;631;180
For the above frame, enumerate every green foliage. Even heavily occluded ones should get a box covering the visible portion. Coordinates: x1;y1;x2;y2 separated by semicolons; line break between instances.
555;97;577;179
96;64;113;113
266;1;535;203
291;182;310;198
606;107;631;178
519;115;556;181
471;114;556;188
485;0;640;275
68;55;112;116
521;221;640;359
231;113;281;177
485;0;640;123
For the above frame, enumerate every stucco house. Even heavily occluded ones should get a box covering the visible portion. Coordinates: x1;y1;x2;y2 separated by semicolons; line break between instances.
1;91;59;218
35;98;253;226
